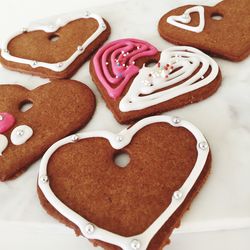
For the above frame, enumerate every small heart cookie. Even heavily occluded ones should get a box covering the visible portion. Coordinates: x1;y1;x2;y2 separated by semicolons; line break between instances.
38;115;211;250
0;11;111;78
90;38;221;124
0;80;95;181
158;0;250;61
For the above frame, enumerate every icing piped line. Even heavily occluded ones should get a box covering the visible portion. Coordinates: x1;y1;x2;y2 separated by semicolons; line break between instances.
167;6;205;33
93;38;158;99
119;46;219;112
38;115;209;250
1;11;107;72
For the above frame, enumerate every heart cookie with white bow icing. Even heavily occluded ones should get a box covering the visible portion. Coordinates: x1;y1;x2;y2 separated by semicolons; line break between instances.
38;115;211;250
90;38;221;124
0;80;95;181
0;11;110;78
158;0;250;61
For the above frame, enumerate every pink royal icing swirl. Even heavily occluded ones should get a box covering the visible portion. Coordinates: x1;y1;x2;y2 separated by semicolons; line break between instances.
0;112;15;133
93;38;158;99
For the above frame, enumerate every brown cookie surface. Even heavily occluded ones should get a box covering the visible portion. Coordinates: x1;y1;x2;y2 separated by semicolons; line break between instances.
38;116;211;250
0;80;95;181
90;39;221;124
0;12;111;78
158;0;250;61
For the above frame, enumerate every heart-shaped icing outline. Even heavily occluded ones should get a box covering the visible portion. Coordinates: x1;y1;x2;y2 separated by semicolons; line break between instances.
38;115;209;250
119;46;219;112
1;11;107;72
167;6;205;33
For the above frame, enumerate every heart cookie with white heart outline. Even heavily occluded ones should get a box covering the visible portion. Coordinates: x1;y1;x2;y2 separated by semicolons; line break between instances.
0;11;111;78
38;115;211;250
158;0;250;61
90;38;221;124
0;80;95;181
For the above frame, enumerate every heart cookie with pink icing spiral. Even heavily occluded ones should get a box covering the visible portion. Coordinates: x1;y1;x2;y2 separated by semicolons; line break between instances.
90;38;222;124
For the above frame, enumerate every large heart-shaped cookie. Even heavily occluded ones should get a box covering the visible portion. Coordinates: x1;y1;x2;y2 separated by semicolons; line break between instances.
90;38;221;124
38;115;211;250
0;80;95;181
0;11;111;78
158;0;250;61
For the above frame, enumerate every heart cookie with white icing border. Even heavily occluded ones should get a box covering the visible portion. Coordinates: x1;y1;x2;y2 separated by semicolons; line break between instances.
0;80;95;181
90;38;221;124
0;11;111;78
158;0;250;61
38;115;211;250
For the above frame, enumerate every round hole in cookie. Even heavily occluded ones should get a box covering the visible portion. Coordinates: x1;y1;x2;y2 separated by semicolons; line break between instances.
49;34;60;42
114;151;131;168
19;100;33;113
211;13;223;21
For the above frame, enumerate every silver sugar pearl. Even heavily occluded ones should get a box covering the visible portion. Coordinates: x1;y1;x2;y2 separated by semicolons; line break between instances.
130;239;141;250
173;190;183;200
198;141;208;150
16;129;24;136
77;45;84;52
71;134;79;142
172;116;181;124
116;135;123;142
40;175;48;183
85;223;95;234
84;11;90;17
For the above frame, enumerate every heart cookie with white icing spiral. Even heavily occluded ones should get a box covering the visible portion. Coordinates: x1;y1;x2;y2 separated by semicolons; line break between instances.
0;80;95;181
90;38;221;124
158;0;250;61
38;115;211;250
0;11;111;78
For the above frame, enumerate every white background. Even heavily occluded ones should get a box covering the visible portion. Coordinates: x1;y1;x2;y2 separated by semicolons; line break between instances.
0;0;250;249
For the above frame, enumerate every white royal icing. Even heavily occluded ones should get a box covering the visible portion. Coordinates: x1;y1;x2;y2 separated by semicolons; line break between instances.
167;6;205;33
11;125;33;146
0;11;107;72
0;134;8;155
38;115;209;250
119;46;219;112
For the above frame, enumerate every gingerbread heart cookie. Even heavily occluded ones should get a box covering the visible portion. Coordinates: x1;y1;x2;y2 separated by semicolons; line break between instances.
158;0;250;61
0;11;111;78
0;80;95;181
90;38;221;124
38;115;211;250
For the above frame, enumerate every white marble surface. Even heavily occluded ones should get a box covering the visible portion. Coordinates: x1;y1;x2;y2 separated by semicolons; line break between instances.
0;0;249;249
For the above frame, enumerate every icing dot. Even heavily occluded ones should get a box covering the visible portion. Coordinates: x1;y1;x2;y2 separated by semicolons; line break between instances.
0;134;8;156
11;125;33;146
0;112;15;133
